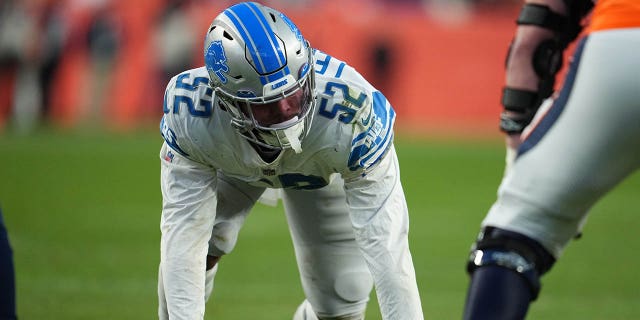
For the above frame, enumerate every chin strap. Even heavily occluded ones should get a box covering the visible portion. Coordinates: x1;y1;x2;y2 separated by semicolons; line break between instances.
284;127;303;153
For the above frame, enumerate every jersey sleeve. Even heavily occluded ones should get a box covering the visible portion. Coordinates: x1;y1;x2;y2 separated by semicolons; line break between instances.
160;67;216;165
159;142;217;319
158;67;220;319
343;147;424;319
344;88;395;178
314;50;396;181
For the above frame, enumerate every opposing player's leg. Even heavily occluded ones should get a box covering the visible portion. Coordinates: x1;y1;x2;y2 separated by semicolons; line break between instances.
465;30;640;319
0;209;17;320
464;227;555;320
283;176;372;320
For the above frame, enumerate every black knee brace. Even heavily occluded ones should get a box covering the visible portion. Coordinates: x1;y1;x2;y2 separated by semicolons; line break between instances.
466;227;556;300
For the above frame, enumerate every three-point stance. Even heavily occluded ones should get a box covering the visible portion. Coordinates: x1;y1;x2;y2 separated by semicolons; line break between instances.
157;2;423;319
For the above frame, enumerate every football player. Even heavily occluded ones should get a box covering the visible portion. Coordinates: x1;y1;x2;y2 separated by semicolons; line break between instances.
0;208;17;320
464;0;640;319
157;2;423;319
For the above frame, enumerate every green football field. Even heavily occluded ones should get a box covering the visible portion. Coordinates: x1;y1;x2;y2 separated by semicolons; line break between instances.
1;129;638;319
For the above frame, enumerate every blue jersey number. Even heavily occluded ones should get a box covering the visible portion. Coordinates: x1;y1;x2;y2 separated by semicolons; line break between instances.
315;53;345;78
163;73;213;117
317;82;367;124
315;53;366;124
278;173;328;190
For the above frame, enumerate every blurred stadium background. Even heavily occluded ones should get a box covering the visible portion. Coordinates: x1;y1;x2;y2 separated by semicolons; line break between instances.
1;0;639;319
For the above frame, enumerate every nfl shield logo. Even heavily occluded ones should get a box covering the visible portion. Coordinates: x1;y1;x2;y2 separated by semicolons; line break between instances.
164;150;175;163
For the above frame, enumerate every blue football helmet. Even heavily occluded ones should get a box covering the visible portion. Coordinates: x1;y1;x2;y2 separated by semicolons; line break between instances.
204;2;316;153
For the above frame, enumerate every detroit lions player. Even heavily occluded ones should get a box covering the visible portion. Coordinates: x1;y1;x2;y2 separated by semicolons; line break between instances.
464;0;640;319
157;2;423;319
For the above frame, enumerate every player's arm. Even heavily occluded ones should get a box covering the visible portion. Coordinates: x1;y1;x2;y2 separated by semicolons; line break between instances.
500;0;593;158
342;148;423;319
159;141;217;319
337;82;423;318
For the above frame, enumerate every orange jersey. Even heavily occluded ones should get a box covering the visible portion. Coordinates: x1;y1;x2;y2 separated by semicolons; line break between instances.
587;0;640;33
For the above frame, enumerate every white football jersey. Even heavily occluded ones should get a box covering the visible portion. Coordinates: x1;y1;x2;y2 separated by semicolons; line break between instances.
158;49;424;320
160;49;395;187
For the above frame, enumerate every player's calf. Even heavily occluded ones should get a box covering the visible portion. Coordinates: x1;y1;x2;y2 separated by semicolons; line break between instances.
463;227;556;320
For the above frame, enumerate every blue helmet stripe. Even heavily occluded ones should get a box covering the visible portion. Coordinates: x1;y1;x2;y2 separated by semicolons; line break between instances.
262;67;291;84
224;3;287;75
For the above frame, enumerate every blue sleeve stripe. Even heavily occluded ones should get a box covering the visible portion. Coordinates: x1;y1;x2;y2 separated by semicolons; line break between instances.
315;53;331;75
335;62;346;78
358;109;394;169
160;116;189;157
348;91;395;170
224;3;287;75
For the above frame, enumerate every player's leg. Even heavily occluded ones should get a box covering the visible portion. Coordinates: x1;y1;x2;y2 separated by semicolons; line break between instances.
465;30;640;319
463;227;555;320
284;176;372;320
205;173;265;301
0;209;17;320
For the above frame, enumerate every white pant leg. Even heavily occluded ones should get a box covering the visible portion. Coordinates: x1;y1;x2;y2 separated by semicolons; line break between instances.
207;174;265;257
483;29;640;258
205;174;265;302
283;176;373;319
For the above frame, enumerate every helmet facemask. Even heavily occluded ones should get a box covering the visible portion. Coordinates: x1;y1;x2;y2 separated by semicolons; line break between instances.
214;45;316;154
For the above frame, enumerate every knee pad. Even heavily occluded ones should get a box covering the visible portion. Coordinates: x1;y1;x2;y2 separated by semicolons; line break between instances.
298;267;371;319
333;271;372;304
466;227;556;300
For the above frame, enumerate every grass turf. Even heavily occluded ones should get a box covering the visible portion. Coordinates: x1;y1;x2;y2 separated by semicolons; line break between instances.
1;129;638;319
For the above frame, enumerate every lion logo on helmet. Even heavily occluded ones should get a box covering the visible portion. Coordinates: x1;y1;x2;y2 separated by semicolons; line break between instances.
205;40;229;84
